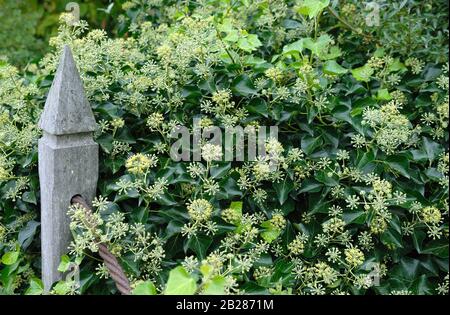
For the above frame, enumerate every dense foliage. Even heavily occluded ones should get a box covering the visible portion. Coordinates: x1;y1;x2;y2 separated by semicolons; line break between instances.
0;0;448;295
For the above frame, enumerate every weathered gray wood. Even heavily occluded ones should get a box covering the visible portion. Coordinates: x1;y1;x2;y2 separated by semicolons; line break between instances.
38;46;98;291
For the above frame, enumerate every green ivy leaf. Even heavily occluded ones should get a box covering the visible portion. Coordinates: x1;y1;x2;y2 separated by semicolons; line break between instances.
271;259;295;287
237;34;262;52
303;35;341;60
132;280;157;295
301;135;323;155
231;74;257;96
421;241;449;258
57;255;71;272
410;274;433;295
315;170;339;186
202;275;226;295
96;134;114;153
297;0;330;19
18;220;40;249
273;177;294;205
210;162;231;179
200;263;214;278
25;277;44;295
247;98;268;117
343;211;366;225
185;234;213;260
119;254;140;275
227;201;243;225
216;177;243;200
105;157;125;174
165;266;197;295
376;88;392;101
223;29;239;42
1;251;19;265
260;220;282;243
387;58;407;73
412;229;426;254
422;137;442;162
52;281;73;295
298;179;323;193
282;39;304;56
386;155;411;179
22;190;37;204
351;65;374;82
323;60;348;75
381;226;403;248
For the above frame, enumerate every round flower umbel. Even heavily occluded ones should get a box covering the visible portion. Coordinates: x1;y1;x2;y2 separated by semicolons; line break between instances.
362;101;412;154
253;158;272;181
111;118;125;129
221;207;241;225
187;199;213;223
270;213;286;230
182;199;218;238
314;262;338;285
344;246;365;268
288;234;306;256
405;57;425;74
146;113;164;131
265;67;284;83
253;266;274;281
212;89;232;107
370;216;388;235
322;217;346;235
265;138;284;158
125;153;157;175
201;143;223;162
421;206;442;224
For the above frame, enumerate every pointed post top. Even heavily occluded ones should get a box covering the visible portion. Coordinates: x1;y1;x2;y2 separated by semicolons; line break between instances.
39;45;97;135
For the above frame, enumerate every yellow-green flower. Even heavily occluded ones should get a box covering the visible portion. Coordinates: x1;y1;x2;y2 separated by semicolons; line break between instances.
0;167;11;181
370;216;387;235
288;235;305;256
212;89;232;106
265;67;283;82
125;153;157;175
146;113;164;131
271;214;286;230
0;225;6;243
187;199;213;222
111;118;125;129
344;246;365;267
421;206;441;224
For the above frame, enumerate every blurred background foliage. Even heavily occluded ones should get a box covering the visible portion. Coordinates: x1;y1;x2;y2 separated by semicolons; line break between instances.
0;0;124;67
1;0;448;68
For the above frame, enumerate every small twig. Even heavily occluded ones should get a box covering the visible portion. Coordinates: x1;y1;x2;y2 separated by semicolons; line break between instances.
326;7;379;44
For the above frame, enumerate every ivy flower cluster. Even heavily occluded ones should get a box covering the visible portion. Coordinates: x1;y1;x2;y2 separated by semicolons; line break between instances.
67;197;165;280
362;101;413;154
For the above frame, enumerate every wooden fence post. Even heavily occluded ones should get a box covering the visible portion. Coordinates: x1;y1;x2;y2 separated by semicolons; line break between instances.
38;45;98;291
